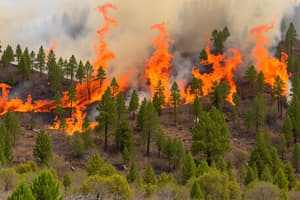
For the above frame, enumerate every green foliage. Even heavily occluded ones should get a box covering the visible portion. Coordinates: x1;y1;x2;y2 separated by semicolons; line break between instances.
278;134;287;158
16;161;38;174
284;162;297;189
245;65;258;91
81;130;93;150
210;81;229;110
0;168;18;191
63;174;71;190
127;161;138;183
282;115;293;148
67;83;77;111
110;77;119;97
272;76;284;113
0;123;14;165
8;181;35;200
116;92;127;120
18;52;31;80
66;55;77;83
162;137;184;170
170;81;181;124
142;101;161;156
47;51;63;93
245;166;258;185
261;166;273;183
285;22;297;54
196;160;209;177
129;90;139;119
190;181;202;199
71;133;85;157
244;181;281;200
287;96;300;143
4;109;22;145
192;95;202;122
76;61;85;83
136;98;147;130
84;61;94;101
273;168;288;190
252;93;265;131
96;87;117;151
257;71;265;92
80;174;133;199
192;107;230;164
33;130;52;165
153;80;166;115
199;168;241;200
31;170;62;200
115;120;133;153
211;27;230;53
143;165;157;185
182;151;196;184
292;144;300;172
122;147;130;164
199;49;208;61
190;76;204;98
95;66;106;89
16;44;22;63
36;46;45;76
86;153;103;176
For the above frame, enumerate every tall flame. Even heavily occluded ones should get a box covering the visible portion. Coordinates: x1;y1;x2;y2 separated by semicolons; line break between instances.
145;22;174;100
250;20;289;94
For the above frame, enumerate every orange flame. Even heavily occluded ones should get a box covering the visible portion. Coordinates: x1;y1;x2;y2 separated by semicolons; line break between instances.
45;40;58;56
145;22;174;100
249;20;289;94
189;41;242;104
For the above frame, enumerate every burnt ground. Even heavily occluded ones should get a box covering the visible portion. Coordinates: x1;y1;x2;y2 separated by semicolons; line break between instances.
0;63;297;185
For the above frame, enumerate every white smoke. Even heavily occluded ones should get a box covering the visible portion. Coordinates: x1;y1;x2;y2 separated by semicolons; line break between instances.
0;0;299;89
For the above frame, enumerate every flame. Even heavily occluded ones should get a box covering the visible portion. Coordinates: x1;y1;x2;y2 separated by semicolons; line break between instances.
190;41;242;104
45;40;58;56
145;22;174;100
250;20;289;95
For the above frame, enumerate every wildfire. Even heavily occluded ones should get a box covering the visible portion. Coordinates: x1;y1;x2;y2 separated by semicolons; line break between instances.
188;41;242;104
250;20;289;94
145;22;174;100
45;40;59;56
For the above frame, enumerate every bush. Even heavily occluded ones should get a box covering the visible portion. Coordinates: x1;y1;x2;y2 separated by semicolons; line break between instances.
7;181;35;200
244;181;281;200
80;174;133;199
16;161;38;174
0;168;19;191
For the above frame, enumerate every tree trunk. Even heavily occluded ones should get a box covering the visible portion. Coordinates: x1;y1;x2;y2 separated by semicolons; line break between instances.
146;129;150;157
104;122;108;152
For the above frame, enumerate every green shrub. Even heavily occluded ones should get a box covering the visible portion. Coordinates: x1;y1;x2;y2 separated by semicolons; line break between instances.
0;168;19;191
16;161;38;174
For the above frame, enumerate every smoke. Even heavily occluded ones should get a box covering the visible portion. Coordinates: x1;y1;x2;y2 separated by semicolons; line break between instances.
0;0;298;89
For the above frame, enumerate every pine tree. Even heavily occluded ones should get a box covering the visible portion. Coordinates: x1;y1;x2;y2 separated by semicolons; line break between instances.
7;181;35;200
143;165;156;184
163;137;184;171
292;144;300;172
115;120;133;153
143;102;160;156
53;92;64;120
4;109;22;145
285;22;297;55
116;92;127;120
182;151;196;184
127;161;138;183
33;130;52;165
31;170;62;200
274;168;288;190
15;44;22;63
261;165;273;183
63;174;71;191
282;115;293;148
136;98;147;130
110;77;119;98
37;46;46;77
199;49;208;61
1;50;9;68
86;153;103;176
5;45;14;62
129;90;139;120
48;58;63;93
245;166;258;185
71;133;85;158
67;83;77;112
287;96;300;143
82;115;91;133
281;19;287;40
191;107;230;164
192;95;202;123
96;87;117;151
66;55;77;83
245;65;258;94
278;134;287;159
252;93;265;131
257;71;265;92
122;147;130;164
18;54;31;80
96;66;106;89
190;181;202;200
272;75;284;115
285;162;297;189
153;80;166;115
1;124;13;165
210;81;229;110
190;76;204;98
30;50;36;68
170;81;181;125
84;61;94;101
76;61;85;83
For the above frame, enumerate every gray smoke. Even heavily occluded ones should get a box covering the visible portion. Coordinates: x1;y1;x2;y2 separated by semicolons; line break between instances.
0;0;299;91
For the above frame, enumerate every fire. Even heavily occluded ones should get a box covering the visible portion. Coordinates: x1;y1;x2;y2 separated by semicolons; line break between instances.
250;20;289;94
45;40;58;56
190;41;242;104
145;22;174;100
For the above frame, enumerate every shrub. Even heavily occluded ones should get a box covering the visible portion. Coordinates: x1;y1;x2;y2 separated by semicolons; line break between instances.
0;168;19;191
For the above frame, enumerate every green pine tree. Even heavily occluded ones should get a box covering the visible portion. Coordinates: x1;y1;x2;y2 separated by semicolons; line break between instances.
63;174;71;191
136;98;147;130
33;130;52;165
245;65;258;94
274;168;288;190
285;162;297;189
192;95;202;123
282;115;293;148
143;165;156;185
84;61;94;101
116;92;127;120
4;109;22;145
8;181;35;200
129;90;139;120
292;144;300;172
153;80;166;115
86;153;103;176
182;151;196;184
96;66;106;89
67;83;77;112
170;81;181;125
110;77;119;98
190;181;203;200
127;161;138;183
66;55;77;83
76;61;85;83
190;76;204;98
